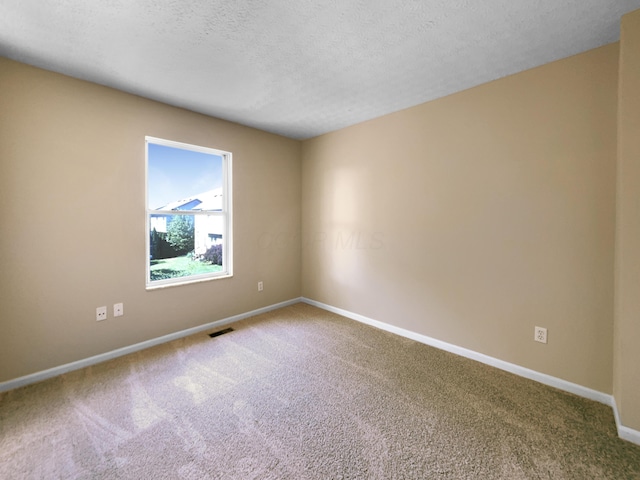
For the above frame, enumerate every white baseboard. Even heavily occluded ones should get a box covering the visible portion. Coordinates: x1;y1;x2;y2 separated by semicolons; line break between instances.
0;297;302;393
301;297;640;446
612;400;640;445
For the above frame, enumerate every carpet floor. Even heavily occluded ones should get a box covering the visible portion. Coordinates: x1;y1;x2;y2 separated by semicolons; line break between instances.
1;303;639;479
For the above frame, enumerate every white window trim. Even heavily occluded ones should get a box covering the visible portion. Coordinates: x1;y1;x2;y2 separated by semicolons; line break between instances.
145;136;233;289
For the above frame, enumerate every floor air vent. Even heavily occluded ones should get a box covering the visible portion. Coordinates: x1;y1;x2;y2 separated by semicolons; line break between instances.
208;327;234;338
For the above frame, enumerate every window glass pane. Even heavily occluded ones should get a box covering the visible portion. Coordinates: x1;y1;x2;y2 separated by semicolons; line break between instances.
147;143;223;211
149;214;224;282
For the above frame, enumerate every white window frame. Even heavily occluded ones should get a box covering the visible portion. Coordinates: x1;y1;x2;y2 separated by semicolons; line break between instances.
145;136;233;289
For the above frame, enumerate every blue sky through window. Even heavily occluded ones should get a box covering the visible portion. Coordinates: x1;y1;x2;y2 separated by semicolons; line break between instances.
148;143;223;210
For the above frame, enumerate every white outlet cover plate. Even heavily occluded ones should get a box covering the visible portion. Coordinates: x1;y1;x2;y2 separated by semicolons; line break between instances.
534;326;547;344
113;303;124;317
96;306;107;321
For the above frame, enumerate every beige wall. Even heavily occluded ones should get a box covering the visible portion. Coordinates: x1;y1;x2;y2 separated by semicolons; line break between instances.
302;44;618;393
0;58;301;383
615;8;640;431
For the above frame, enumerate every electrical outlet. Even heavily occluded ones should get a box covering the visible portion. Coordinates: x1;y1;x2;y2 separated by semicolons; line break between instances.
113;303;124;317
534;326;547;344
258;281;264;292
96;306;107;321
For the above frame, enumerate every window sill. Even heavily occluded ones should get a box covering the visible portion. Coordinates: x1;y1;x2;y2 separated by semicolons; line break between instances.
146;273;233;291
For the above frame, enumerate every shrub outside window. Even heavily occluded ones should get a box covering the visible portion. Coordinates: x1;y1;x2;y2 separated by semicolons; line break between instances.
145;137;232;288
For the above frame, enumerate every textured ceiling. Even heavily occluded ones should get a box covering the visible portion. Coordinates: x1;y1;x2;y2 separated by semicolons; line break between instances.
2;1;640;140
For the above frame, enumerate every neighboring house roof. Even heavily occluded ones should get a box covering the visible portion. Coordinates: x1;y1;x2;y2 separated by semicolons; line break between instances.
158;188;223;212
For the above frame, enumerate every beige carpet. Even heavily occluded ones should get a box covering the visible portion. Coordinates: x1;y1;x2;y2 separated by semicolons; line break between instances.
1;303;639;479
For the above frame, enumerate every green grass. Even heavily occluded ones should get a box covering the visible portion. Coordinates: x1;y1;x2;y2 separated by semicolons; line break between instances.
150;255;222;281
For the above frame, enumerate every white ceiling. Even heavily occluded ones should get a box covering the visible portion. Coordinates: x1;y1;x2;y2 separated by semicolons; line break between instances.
2;1;639;140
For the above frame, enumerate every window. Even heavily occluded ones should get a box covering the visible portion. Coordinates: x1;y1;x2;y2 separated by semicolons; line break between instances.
145;137;232;288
